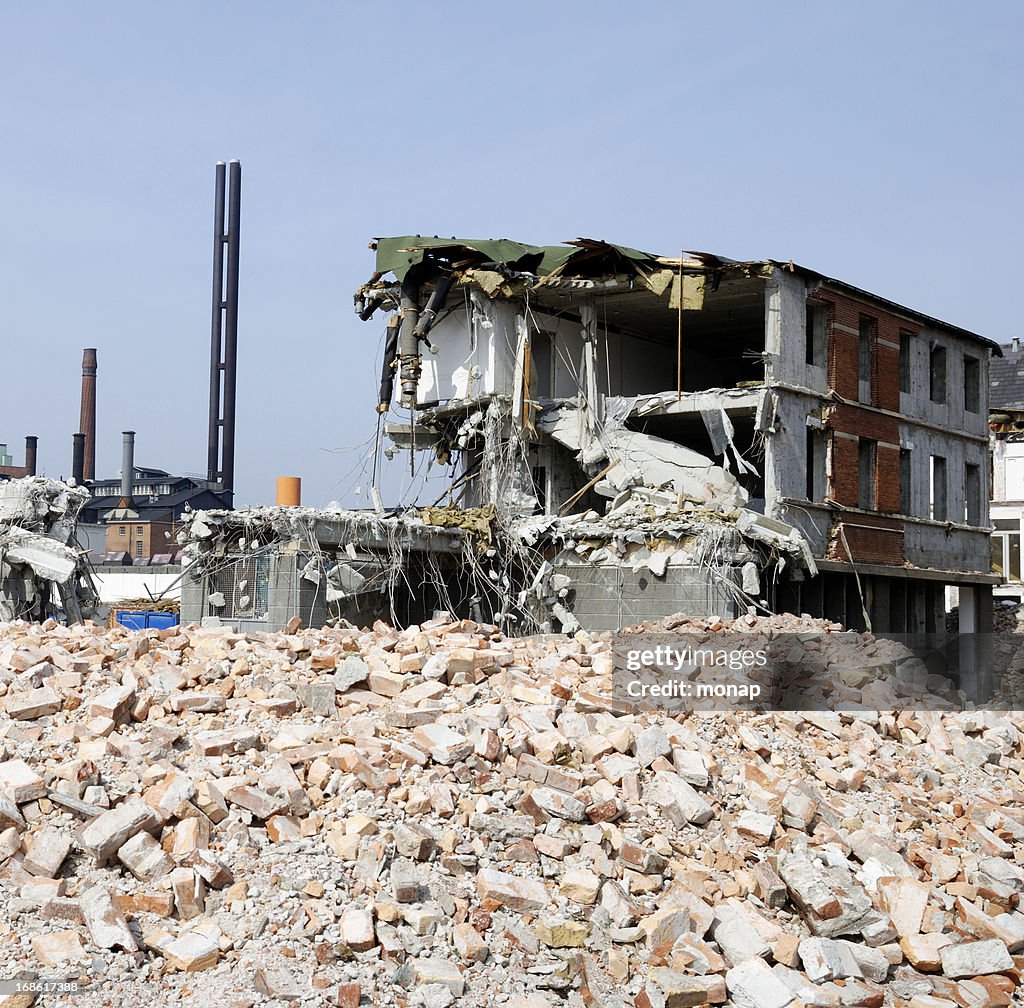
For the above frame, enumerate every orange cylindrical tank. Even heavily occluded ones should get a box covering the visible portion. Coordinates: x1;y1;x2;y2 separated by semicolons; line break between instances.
276;476;301;507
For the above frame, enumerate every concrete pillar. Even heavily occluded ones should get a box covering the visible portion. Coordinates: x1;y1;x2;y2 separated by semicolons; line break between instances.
909;582;927;636
978;585;994;701
872;577;890;634
958;585;979;700
958;585;977;635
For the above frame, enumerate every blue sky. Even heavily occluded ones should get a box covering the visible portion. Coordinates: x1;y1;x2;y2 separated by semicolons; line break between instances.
1;2;1020;507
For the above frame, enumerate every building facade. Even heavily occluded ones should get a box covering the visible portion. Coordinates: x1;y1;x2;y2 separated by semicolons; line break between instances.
989;341;1024;603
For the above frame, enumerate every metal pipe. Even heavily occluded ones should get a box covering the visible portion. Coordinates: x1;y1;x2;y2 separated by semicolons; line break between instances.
413;274;451;339
24;436;37;477
378;313;400;413
80;348;97;481
398;281;421;408
207;161;226;485
221;159;241;500
121;431;135;501
676;251;683;401
359;294;384;321
72;434;85;485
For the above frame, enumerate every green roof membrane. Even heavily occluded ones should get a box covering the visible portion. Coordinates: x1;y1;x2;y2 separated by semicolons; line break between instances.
373;236;660;282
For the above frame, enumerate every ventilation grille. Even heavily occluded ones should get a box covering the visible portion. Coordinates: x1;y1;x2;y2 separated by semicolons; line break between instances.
208;553;270;620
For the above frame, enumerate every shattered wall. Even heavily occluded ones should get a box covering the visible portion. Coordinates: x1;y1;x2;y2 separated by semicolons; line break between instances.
545;561;736;630
179;506;505;633
0;477;96;623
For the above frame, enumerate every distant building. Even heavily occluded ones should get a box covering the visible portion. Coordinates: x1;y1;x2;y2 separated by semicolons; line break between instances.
0;442;31;480
989;339;1024;601
79;468;230;526
104;516;177;562
79;466;230;566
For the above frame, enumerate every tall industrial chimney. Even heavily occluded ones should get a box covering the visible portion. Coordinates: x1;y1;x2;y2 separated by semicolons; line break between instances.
72;434;85;485
79;349;97;482
121;431;135;502
24;436;37;477
207;159;241;504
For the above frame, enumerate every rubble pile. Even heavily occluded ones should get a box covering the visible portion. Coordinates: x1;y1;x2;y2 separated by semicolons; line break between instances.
0;613;1021;1008
947;601;1024;636
0;478;95;625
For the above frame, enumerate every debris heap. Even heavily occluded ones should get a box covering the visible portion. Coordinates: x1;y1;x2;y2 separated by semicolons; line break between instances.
0;478;95;624
0;613;1021;1007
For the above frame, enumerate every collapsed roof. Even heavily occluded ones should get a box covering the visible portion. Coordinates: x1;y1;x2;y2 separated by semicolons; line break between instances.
359;235;1001;356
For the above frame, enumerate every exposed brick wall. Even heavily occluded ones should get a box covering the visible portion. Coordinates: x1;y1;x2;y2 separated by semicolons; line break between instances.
810;287;916;414
826;405;901;513
828;403;899;443
874;324;902;413
810;285;916;567
828;515;905;566
830;434;860;506
875;444;901;514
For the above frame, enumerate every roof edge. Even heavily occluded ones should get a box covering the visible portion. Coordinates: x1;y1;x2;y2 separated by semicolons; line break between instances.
770;260;1002;357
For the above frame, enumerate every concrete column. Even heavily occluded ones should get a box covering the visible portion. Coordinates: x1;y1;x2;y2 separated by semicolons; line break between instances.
909;582;927;636
958;585;977;635
957;585;978;700
978;585;994;701
872;577;891;634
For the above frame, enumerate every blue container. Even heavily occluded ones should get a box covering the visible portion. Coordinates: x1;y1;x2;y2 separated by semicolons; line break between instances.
115;610;180;630
147;612;180;630
116;611;149;631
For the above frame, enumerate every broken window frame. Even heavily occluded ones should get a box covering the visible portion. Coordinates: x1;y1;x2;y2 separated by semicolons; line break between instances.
530;330;554;400
899;331;912;394
805;302;827;368
930;454;948;521
930;344;948;404
993;517;1022;581
965;462;982;525
858;438;877;510
899;447;912;517
963;354;981;414
858;316;875;404
805;426;826;502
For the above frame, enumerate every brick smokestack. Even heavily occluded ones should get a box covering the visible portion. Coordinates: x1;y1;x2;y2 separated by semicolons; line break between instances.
79;348;97;482
24;436;37;477
72;434;85;485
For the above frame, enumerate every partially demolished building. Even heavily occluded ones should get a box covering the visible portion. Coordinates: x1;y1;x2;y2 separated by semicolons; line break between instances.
181;237;999;637
0;477;98;623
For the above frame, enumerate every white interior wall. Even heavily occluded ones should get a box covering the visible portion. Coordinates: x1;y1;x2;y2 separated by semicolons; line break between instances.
529;309;673;401
416;299;519;402
92;569;181;604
